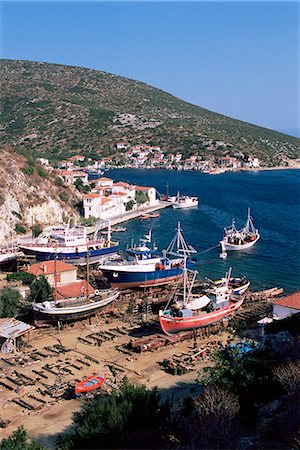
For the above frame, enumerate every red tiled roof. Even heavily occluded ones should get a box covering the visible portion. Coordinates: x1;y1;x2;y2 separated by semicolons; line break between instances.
98;177;113;182
84;193;101;199
55;281;95;300
27;261;76;276
114;181;130;187
273;291;300;310
135;185;152;191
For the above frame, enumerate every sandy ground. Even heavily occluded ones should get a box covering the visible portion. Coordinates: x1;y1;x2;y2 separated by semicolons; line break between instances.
0;315;231;449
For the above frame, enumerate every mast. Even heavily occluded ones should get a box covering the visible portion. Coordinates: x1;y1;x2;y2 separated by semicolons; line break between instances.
86;243;90;300
54;243;58;303
183;254;187;306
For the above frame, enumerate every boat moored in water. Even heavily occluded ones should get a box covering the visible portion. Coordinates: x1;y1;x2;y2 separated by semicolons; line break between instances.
220;208;260;253
171;192;199;209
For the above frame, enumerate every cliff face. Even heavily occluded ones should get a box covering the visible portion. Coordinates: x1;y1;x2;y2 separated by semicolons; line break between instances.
0;146;79;243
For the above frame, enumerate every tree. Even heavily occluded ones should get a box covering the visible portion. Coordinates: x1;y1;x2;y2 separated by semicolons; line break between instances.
57;378;171;449
0;287;22;318
27;276;54;304
125;199;135;211
191;386;240;449
135;190;149;205
31;224;42;238
74;178;90;194
0;426;45;450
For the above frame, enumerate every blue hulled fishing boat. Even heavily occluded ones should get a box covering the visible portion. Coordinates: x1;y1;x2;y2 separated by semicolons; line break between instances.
99;223;196;289
18;222;119;265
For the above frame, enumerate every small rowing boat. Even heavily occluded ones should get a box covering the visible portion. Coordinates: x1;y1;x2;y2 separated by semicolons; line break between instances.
75;373;106;396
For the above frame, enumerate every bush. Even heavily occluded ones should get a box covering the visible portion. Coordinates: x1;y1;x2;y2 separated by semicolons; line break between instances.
55;176;64;187
125;200;135;211
7;271;35;286
27;276;54;304
31;224;42;238
59;191;69;202
0;287;22;318
37;166;47;178
14;223;26;234
0;425;45;450
135;190;149;205
57;378;171;449
22;166;34;176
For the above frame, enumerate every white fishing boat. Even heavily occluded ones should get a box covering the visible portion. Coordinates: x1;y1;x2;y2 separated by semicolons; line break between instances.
18;221;119;264
172;192;199;209
220;208;260;254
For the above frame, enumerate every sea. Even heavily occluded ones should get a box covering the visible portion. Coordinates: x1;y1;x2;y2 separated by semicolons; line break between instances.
106;168;300;295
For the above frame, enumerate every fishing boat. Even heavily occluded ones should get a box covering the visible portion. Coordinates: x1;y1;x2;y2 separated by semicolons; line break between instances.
33;286;119;327
220;209;260;254
18;222;119;264
209;270;250;295
75;373;106;396
147;212;160;218
0;247;23;267
159;266;244;335
171;192;199;209
99;223;197;289
140;215;151;220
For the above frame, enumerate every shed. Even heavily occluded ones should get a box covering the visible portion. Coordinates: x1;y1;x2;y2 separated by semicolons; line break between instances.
0;318;35;353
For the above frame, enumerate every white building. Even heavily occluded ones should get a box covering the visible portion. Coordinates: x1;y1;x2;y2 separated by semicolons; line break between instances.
116;142;128;150
273;291;300;320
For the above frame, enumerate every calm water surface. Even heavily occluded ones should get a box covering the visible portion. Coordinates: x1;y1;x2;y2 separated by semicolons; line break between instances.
106;169;300;294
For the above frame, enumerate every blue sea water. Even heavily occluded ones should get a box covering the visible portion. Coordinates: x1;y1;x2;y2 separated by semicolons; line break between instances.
106;169;300;294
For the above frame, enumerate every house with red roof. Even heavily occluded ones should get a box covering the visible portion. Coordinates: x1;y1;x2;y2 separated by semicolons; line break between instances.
273;291;300;319
26;261;77;286
55;280;95;300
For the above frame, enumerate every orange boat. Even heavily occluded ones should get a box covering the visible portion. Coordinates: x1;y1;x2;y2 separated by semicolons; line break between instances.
75;373;106;396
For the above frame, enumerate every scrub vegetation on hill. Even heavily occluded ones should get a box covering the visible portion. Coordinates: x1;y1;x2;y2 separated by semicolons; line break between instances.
1;59;299;166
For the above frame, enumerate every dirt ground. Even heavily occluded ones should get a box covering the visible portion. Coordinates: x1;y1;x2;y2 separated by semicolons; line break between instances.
0;315;233;449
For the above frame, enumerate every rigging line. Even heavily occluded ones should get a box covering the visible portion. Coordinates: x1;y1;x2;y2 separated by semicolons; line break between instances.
197;244;220;255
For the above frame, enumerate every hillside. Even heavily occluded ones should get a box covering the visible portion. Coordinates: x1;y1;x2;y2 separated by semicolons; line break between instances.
0;145;79;243
0;59;299;165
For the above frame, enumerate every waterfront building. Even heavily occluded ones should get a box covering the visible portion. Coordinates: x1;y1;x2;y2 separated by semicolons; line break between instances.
273;291;300;319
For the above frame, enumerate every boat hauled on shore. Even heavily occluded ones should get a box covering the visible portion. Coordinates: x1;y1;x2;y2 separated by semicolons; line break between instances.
18;223;119;265
33;287;120;327
159;267;244;335
99;223;197;289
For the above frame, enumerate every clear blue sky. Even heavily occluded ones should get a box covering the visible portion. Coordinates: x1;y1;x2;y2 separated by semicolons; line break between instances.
1;1;299;133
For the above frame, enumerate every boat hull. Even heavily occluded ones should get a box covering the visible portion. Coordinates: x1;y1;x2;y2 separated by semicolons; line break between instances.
100;267;183;289
33;291;119;327
75;374;106;396
172;201;199;209
19;244;119;262
221;235;259;251
159;298;244;335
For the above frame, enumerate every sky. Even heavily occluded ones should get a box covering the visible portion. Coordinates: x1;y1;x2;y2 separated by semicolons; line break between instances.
1;1;299;134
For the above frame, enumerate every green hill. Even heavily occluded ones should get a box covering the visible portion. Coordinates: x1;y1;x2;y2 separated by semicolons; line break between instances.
0;59;299;165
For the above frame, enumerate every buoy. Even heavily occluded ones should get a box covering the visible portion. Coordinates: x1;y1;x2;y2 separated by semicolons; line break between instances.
220;241;227;259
